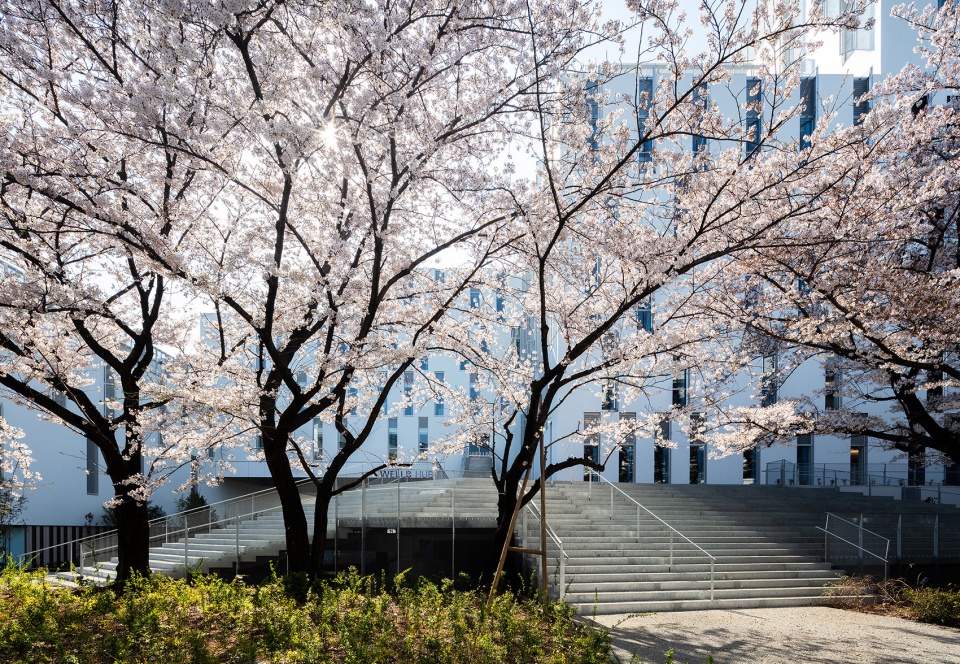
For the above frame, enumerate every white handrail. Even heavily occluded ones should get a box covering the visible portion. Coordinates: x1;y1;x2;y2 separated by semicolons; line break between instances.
820;513;891;581
520;499;568;601
588;470;715;599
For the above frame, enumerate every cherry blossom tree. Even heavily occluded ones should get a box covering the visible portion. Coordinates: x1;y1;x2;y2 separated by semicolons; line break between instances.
0;0;240;584
698;2;960;468
435;0;871;567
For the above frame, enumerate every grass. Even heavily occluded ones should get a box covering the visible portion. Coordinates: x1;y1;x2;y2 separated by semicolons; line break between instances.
824;575;960;628
0;565;616;663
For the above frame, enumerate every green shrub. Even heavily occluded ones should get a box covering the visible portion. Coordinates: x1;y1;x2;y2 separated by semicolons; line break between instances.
0;565;613;663
902;586;960;627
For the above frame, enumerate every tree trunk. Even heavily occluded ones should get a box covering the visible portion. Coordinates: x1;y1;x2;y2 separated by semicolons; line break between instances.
309;491;332;575
489;486;519;582
262;432;311;575
111;486;150;589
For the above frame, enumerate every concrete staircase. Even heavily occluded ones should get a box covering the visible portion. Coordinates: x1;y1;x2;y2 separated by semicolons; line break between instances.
45;478;959;614
520;483;949;615
50;479;498;587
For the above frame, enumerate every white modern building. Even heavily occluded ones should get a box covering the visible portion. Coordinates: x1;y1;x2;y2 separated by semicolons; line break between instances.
3;0;957;561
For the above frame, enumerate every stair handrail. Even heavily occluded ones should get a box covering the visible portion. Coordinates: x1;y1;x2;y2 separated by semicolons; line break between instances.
519;497;568;601
587;470;715;599
819;512;890;581
18;476;317;569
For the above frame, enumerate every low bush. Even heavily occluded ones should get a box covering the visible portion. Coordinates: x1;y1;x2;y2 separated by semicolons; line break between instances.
0;565;614;663
825;575;960;628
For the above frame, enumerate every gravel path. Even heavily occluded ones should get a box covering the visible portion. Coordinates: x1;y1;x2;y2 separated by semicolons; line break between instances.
590;607;960;663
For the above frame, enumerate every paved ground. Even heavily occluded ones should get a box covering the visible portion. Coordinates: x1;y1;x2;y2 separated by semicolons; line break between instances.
589;607;960;663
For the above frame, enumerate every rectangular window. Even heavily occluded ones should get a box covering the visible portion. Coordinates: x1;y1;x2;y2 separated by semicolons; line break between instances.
852;76;870;125
583;412;600;481
420;357;428;371
495;293;505;313
745;77;762;158
434;371;445;416
672;369;688;408
348;387;358;415
637;298;652;333
469;373;479;402
103;367;117;418
53;389;67;408
403;370;414;416
586;80;600;151
637;77;653;164
312;418;323;460
689;412;706;484
692;84;709;155
459;359;469;371
338;430;346;451
825;361;842;411
86;437;99;495
388;417;398;461
619;412;636;483
418;416;429;453
850;433;867;485
743;448;758;484
601;381;618;411
797;434;813;485
469;287;481;308
799;77;816;150
842;2;874;60
655;416;671;484
760;354;778;407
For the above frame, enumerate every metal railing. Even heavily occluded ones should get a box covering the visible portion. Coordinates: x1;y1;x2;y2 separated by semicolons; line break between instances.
518;500;568;601
587;470;715;599
818;512;890;580
19;477;319;573
19;476;492;582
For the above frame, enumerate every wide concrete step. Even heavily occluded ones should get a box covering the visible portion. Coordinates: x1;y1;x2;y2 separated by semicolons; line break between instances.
566;594;864;616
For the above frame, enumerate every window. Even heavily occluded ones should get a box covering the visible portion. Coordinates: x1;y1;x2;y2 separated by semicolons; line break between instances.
743;448;759;484
797;433;813;485
637;298;652;333
654;416;671;484
850;432;867;485
348;387;358;415
760;354;778;407
434;371;445;416
745;77;762;158
469;373;479;402
86;437;99;495
103;367;117;418
842;2;874;60
601;380;618;411
586;80;600;151
619;412;636;483
418;417;429;453
459;359;469;371
495;293;505;313
690;412;706;484
420;356;429;371
825;361;842;411
637;77;654;164
583;412;600;481
692;84;709;155
403;370;414;416
338;430;346;451
388;418;398;460
469;287;481;308
799;77;816;150
852;77;870;125
672;369;688;408
312;418;323;460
